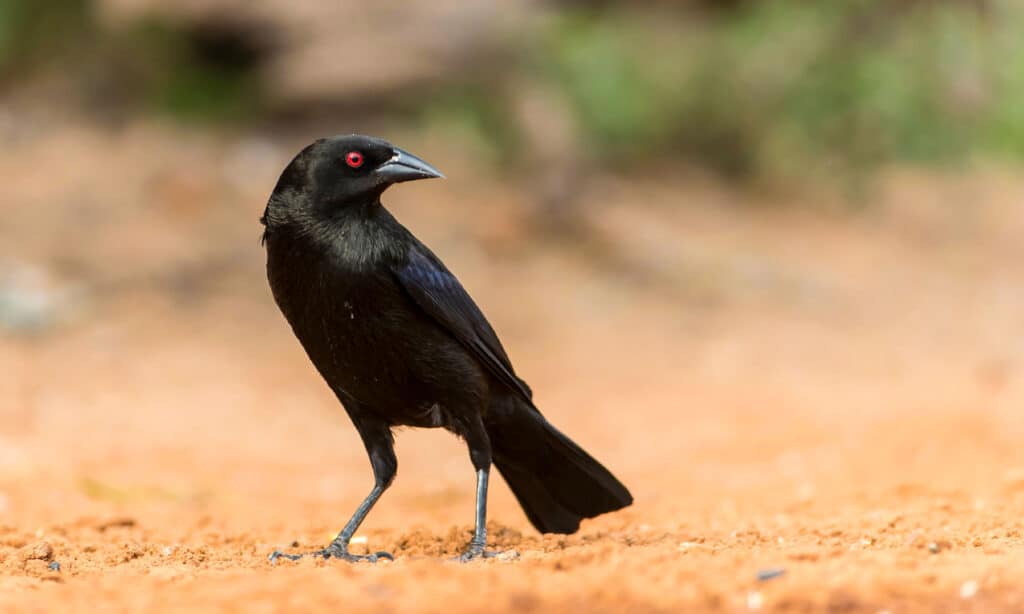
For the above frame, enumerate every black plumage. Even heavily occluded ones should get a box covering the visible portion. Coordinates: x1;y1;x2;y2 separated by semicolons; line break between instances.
261;135;631;562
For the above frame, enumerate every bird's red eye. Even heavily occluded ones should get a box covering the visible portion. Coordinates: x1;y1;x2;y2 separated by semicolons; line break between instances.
345;151;364;168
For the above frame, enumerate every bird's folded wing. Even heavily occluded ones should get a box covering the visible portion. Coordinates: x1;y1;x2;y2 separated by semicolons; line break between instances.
393;247;534;405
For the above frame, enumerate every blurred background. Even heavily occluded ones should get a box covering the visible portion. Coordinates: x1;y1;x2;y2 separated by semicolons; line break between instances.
2;1;1024;609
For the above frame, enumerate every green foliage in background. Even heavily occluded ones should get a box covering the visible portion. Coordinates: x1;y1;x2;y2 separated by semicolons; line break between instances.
540;1;1024;180
0;0;93;78
5;0;1024;181
0;0;261;122
112;19;263;122
417;84;524;169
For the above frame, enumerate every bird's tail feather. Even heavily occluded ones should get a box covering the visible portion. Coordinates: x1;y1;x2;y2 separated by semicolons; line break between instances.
488;409;632;534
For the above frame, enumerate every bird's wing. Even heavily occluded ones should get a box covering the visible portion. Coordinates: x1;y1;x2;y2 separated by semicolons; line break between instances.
393;246;534;405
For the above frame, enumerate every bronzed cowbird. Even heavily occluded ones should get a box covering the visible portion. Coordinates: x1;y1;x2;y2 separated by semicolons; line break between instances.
261;135;632;562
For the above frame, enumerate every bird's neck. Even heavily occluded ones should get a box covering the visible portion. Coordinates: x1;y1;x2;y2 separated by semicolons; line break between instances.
265;196;409;270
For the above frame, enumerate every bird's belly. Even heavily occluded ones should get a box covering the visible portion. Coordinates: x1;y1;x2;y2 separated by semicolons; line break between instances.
288;301;476;427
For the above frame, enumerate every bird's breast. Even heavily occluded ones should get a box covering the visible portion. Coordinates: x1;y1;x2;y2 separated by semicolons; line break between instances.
266;240;446;411
265;231;487;428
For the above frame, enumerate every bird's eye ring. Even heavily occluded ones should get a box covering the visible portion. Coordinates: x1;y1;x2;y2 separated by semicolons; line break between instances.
345;151;364;168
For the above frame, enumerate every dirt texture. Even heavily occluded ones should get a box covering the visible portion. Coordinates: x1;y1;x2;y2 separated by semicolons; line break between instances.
2;123;1024;612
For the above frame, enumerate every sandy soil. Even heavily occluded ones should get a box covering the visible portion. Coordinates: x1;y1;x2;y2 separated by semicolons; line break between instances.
2;123;1024;612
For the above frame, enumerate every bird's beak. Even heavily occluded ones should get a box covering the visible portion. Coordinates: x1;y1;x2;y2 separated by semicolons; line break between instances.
376;147;445;184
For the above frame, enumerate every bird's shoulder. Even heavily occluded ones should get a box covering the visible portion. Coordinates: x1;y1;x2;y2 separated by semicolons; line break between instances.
391;239;535;405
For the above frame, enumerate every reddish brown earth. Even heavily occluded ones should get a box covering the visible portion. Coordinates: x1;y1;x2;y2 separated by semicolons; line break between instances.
2;124;1024;612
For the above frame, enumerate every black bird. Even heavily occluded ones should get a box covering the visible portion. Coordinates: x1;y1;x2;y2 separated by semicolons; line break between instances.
261;135;632;562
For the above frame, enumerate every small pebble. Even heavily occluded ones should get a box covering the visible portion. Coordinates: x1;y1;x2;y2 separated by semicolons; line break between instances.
746;591;763;610
20;541;53;562
960;580;979;599
47;561;60;572
928;542;940;554
757;567;786;582
0;262;82;334
350;536;368;545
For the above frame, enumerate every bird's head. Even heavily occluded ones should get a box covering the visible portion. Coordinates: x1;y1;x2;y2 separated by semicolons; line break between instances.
263;134;444;227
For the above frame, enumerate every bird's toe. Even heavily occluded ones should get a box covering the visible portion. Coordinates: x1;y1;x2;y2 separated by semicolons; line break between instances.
456;547;519;563
269;543;393;564
322;544;393;563
268;550;303;564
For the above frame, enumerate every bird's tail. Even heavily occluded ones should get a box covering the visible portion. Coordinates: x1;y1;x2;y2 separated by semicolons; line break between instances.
487;408;632;535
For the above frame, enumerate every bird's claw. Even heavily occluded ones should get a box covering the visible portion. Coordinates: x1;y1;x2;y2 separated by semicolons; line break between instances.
269;549;304;564
269;544;394;565
322;548;394;563
455;544;519;563
457;549;495;562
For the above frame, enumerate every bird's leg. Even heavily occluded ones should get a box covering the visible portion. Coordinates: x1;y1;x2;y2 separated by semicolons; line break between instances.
270;484;394;564
459;466;492;560
271;418;397;564
326;485;394;562
457;418;516;562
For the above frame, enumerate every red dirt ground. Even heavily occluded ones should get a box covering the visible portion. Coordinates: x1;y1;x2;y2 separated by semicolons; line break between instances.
2;124;1024;612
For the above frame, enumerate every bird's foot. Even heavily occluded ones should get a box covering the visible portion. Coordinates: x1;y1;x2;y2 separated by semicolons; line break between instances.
269;541;394;565
456;542;520;563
